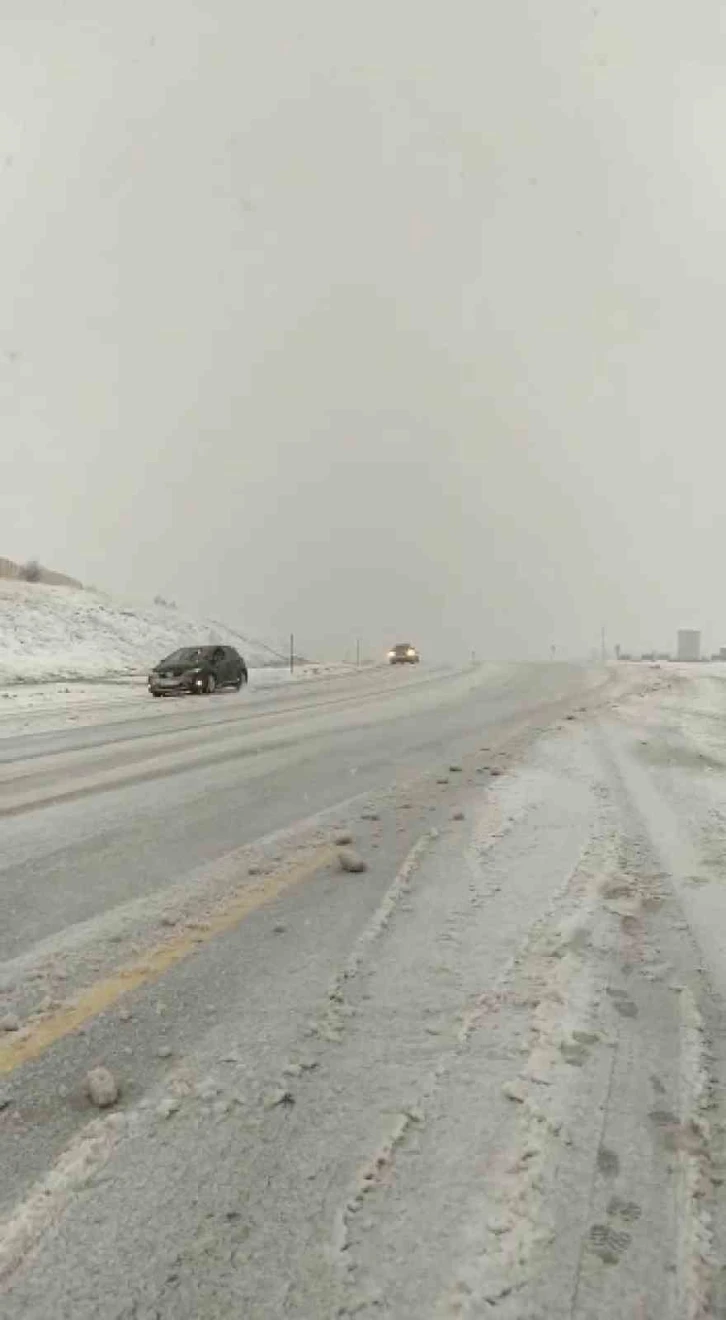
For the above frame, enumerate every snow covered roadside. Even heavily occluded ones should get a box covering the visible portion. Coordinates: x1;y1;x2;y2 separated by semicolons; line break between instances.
0;577;357;734
309;697;723;1319
0;577;286;684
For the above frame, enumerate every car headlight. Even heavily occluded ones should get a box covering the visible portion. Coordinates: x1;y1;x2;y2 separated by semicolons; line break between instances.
388;651;395;658
407;649;416;656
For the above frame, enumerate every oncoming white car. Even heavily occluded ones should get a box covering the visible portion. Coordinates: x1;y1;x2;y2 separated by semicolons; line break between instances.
388;643;420;665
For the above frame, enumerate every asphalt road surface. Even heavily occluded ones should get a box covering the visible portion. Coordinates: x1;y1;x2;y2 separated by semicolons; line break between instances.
5;660;724;1319
0;663;598;961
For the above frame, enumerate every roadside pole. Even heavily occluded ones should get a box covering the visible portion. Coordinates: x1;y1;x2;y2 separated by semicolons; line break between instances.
290;633;294;675
356;638;361;668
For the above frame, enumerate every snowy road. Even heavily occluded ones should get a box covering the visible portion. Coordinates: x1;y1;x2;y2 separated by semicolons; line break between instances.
3;661;725;1317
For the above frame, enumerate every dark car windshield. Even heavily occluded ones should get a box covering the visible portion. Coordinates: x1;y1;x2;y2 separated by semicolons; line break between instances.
159;647;215;667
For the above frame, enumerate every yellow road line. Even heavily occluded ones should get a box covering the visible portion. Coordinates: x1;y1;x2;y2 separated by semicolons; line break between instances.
0;845;335;1076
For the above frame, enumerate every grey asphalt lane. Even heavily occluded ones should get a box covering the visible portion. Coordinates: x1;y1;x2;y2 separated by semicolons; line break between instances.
0;662;472;762
0;663;601;963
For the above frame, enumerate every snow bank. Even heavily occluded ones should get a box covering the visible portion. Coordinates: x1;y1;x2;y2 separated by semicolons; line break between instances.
0;580;275;684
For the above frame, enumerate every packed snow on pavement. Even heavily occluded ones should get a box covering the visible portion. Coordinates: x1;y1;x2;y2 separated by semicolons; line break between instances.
3;664;726;1316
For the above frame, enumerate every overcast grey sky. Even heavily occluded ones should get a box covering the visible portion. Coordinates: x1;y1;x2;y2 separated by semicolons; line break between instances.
2;2;725;661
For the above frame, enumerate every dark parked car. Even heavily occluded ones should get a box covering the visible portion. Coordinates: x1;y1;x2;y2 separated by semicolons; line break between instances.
148;645;248;696
387;642;420;665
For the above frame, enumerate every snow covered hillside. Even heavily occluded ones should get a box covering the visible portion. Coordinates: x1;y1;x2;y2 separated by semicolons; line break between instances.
0;580;274;683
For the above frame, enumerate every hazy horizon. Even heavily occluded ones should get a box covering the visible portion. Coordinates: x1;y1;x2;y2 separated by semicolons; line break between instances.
2;3;725;663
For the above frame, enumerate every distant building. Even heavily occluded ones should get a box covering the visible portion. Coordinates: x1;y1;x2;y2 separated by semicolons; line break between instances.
677;630;701;662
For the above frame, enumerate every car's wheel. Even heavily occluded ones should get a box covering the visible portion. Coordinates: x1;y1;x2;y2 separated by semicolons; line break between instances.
204;674;216;695
235;671;248;691
152;692;162;698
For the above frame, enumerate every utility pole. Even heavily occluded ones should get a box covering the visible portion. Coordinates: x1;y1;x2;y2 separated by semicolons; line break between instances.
601;626;606;665
356;638;361;668
290;633;294;675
